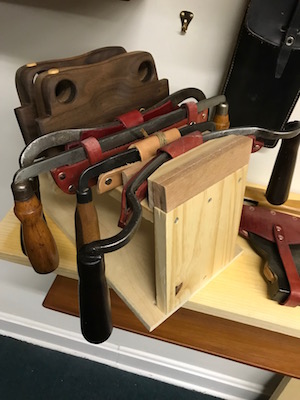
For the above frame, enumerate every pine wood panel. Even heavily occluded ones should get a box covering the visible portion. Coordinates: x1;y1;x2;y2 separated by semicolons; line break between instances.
270;377;300;399
154;166;247;313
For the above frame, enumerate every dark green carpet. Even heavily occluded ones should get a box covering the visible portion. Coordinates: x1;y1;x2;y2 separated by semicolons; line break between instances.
0;335;220;400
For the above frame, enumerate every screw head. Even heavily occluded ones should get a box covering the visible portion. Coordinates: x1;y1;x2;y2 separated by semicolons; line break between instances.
58;172;66;180
68;184;75;193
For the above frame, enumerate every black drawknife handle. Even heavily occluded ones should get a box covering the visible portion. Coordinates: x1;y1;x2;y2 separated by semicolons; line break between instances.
77;251;112;344
266;121;300;205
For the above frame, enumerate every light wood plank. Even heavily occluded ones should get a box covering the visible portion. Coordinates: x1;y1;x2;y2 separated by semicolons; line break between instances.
1;196;300;337
154;166;247;313
245;184;300;216
270;377;300;400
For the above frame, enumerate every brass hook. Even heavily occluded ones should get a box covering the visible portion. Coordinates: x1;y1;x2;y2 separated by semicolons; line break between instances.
180;11;194;34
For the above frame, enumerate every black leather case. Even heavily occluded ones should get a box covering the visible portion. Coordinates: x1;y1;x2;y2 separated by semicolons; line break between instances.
222;0;300;132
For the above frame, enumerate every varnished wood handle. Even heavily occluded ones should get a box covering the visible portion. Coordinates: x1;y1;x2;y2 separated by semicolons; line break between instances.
75;199;112;343
13;193;59;274
213;102;230;131
75;202;101;248
213;114;230;130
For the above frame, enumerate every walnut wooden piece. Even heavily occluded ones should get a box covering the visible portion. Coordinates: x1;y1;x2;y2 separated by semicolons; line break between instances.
16;47;126;105
15;46;126;144
33;51;169;134
148;135;252;212
43;275;300;379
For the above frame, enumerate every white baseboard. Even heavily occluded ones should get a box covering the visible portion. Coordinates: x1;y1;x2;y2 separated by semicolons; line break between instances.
0;310;278;400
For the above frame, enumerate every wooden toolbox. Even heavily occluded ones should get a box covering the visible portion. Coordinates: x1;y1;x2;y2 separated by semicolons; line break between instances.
1;134;300;339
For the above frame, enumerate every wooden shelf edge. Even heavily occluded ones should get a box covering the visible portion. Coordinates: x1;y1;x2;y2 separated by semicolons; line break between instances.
43;275;300;379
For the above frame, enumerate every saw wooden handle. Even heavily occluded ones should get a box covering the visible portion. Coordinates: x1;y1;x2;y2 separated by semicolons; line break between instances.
75;199;112;343
13;193;59;274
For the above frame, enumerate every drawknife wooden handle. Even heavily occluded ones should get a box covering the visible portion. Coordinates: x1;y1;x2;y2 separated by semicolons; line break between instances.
75;199;112;343
12;182;59;274
266;130;300;205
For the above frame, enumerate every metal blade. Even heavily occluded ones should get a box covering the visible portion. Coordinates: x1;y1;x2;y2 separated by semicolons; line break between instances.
14;146;86;183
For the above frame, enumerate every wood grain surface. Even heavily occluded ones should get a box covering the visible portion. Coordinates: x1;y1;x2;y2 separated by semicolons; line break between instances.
148;135;252;212
34;51;169;134
43;274;300;379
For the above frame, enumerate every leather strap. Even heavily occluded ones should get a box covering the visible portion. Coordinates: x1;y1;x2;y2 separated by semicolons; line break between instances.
118;169;149;228
184;102;198;124
129;128;181;161
80;99;176;141
159;131;203;158
240;205;300;306
116;109;144;128
240;205;300;244
81;137;103;165
273;224;300;306
119;131;205;227
275;0;300;78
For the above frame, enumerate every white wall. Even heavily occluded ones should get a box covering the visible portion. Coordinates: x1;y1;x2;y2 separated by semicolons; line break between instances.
0;0;299;218
0;0;297;398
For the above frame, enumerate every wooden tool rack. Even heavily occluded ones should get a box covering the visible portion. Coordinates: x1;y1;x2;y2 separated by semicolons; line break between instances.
0;136;300;380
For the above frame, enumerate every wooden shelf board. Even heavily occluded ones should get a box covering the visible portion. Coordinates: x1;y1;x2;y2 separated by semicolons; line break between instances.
43;275;300;379
1;185;300;377
1;204;300;339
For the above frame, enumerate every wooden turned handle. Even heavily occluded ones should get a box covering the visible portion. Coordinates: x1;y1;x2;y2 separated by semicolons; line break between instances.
75;202;100;249
14;194;59;274
213;102;230;131
213;114;230;130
